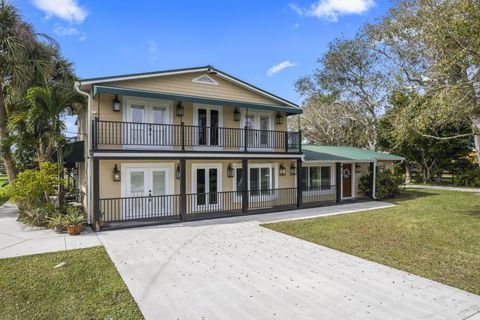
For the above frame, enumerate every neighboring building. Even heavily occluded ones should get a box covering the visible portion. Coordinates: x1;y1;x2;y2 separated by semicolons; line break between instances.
74;66;403;230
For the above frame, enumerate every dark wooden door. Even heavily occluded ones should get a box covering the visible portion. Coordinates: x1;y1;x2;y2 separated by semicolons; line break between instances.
342;164;352;198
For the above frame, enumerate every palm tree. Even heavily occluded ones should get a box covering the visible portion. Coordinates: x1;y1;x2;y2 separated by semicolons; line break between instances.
26;84;84;207
0;1;55;182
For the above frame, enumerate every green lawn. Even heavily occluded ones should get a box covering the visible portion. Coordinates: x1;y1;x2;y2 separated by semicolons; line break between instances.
0;246;143;320
0;174;8;205
263;189;480;295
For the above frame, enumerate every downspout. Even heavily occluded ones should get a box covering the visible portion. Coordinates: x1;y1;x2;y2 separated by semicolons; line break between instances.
74;81;92;224
372;160;377;200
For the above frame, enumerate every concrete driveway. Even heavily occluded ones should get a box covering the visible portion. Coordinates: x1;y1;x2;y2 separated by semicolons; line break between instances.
99;202;480;320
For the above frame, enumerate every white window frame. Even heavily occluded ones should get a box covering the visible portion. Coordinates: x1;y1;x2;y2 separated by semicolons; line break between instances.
192;104;224;150
122;96;173;150
191;163;223;211
192;74;219;85
232;163;279;201
302;163;335;195
240;110;274;151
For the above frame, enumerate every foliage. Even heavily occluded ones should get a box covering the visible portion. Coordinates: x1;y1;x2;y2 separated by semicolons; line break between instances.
360;167;404;200
0;247;143;319
47;211;64;229
264;189;480;295
64;207;86;226
454;168;480;187
8;162;62;218
20;206;53;227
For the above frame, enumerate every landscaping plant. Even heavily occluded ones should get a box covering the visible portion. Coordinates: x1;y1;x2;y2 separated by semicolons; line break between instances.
360;167;404;200
64;207;86;235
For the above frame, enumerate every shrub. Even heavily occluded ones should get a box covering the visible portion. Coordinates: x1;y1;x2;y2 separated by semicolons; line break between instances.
360;166;405;200
8;162;63;224
454;168;480;187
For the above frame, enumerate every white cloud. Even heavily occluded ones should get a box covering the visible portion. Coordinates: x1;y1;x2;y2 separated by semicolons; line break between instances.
267;61;297;77
289;0;375;22
148;40;159;61
53;23;79;36
32;0;88;23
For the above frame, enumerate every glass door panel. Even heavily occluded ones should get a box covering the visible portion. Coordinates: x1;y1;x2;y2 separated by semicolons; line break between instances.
128;170;146;218
196;168;206;205
130;105;145;145
151;106;166;145
260;116;270;147
210;110;219;146
198;109;207;145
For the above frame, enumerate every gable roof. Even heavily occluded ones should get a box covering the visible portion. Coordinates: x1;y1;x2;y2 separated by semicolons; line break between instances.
78;65;299;110
303;145;405;162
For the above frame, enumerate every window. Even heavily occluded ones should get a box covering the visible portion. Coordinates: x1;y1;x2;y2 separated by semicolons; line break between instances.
234;165;276;196
303;165;332;191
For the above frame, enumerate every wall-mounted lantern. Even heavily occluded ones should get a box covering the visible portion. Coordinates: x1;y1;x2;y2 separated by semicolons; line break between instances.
176;165;181;179
355;164;362;173
290;162;297;175
113;164;121;181
279;163;287;176
233;108;241;122
176;102;185;117
276;112;284;125
113;95;121;112
227;163;234;177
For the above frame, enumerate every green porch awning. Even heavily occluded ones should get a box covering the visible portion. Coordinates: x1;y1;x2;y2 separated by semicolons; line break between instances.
92;85;302;115
303;145;404;162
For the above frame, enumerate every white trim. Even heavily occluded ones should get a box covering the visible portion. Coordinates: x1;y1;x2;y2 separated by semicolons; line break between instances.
92;152;304;159
77;67;299;109
192;74;218;85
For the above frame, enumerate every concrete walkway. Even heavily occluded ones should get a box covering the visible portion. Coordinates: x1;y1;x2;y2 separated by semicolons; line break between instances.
98;202;480;320
0;202;102;259
407;184;480;193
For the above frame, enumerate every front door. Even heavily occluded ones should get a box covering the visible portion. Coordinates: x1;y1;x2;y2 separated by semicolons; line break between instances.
244;113;272;149
125;167;169;219
192;165;221;211
342;164;352;198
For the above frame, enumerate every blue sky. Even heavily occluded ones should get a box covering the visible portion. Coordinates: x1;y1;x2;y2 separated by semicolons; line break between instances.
14;0;392;135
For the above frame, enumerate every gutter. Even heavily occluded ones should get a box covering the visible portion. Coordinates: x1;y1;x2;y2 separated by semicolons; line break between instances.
372;159;377;200
74;82;92;224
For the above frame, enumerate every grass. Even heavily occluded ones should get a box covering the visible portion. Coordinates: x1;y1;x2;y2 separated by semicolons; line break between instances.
0;173;8;206
0;246;143;320
263;189;480;295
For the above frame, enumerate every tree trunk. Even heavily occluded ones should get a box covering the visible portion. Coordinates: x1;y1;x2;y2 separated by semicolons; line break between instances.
57;139;65;208
0;82;17;183
405;164;411;183
472;116;480;166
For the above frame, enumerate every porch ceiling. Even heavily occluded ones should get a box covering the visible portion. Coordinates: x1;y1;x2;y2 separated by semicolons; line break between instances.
92;85;302;115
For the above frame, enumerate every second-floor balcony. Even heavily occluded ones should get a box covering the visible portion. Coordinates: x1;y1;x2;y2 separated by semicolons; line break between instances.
92;119;301;153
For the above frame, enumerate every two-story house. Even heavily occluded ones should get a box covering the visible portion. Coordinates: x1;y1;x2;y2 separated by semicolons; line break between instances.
74;65;403;230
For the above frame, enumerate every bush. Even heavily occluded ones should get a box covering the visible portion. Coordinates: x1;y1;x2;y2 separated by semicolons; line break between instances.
8;162;63;225
454;168;480;187
360;167;405;200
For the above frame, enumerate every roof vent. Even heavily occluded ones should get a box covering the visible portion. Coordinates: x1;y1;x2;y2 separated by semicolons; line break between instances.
192;74;218;85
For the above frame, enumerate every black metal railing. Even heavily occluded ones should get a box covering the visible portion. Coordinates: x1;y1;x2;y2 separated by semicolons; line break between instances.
99;194;180;222
185;190;243;215
302;185;337;205
248;187;298;210
93;119;301;152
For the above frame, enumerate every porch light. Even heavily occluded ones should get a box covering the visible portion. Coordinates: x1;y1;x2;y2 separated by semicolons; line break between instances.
176;102;185;117
355;164;362;173
227;163;234;177
113;164;121;181
176;165;181;179
290;162;297;175
113;95;121;112
279;163;287;176
233;108;241;122
276;112;284;125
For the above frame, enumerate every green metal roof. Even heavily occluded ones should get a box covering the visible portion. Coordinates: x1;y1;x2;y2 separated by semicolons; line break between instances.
303;145;405;162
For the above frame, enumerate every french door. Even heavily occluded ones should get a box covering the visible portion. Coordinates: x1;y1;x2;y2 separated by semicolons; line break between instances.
192;164;222;211
244;114;272;149
195;105;222;147
125;99;171;147
124;166;172;219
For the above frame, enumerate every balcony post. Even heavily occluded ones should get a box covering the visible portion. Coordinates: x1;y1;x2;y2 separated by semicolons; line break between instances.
244;125;248;152
179;158;186;221
285;132;289;153
93;158;100;230
298;130;302;152
242;158;248;213
336;162;342;203
91;117;98;151
180;121;185;151
369;162;375;199
296;158;302;208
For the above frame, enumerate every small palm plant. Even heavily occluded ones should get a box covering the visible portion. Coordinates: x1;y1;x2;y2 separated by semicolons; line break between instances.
64;207;86;236
47;212;65;234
